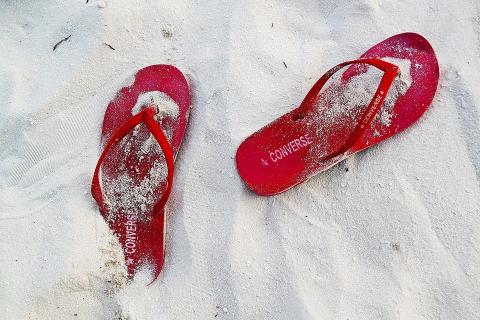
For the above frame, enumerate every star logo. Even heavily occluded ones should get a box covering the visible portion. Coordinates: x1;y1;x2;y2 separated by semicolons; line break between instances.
126;258;134;265
261;158;269;166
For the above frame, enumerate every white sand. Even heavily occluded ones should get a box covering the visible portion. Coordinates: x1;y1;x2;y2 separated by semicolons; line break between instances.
1;0;479;319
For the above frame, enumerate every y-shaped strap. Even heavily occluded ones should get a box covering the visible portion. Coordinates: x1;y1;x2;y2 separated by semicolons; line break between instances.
91;106;174;214
300;58;399;161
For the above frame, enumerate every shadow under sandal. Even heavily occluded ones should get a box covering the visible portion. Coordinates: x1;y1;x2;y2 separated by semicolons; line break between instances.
91;65;191;282
236;32;439;196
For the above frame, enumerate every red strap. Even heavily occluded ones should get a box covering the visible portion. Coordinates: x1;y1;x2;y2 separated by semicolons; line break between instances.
300;58;399;161
91;106;175;215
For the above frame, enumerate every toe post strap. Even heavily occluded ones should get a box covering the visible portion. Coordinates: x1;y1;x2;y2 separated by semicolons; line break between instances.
91;106;175;214
300;58;399;161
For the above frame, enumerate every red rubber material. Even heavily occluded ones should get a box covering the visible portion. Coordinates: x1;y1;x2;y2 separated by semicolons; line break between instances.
92;108;174;216
91;65;190;282
236;32;439;196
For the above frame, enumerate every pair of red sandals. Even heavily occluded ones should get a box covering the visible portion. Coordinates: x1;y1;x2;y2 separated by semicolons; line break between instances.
91;33;439;282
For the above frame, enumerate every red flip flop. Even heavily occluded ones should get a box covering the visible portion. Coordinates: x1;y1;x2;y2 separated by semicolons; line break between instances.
91;65;191;281
236;32;439;196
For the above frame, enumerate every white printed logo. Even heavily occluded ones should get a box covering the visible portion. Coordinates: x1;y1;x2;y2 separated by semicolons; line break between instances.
263;133;313;164
124;213;138;254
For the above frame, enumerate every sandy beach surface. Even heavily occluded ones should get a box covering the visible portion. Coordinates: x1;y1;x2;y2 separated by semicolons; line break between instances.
1;0;479;319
